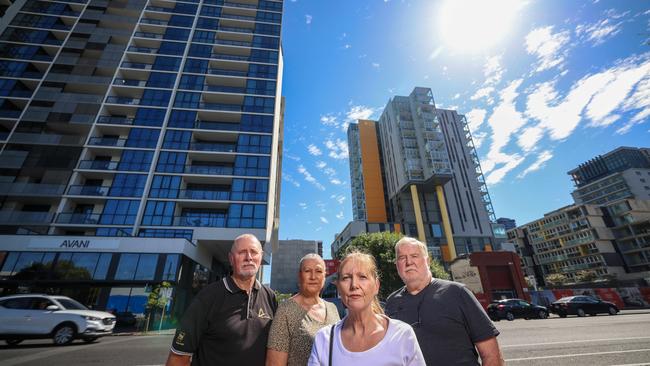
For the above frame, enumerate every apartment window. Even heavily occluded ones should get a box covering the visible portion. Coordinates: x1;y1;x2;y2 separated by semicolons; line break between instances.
248;64;277;78
196;17;218;29
163;27;190;41
430;224;443;238
126;128;159;148
109;173;146;197
199;5;220;17
134;108;166;126
227;204;266;228
246;79;276;96
156;151;187;173
173;91;200;108
231;179;268;201
163;130;191;149
192;31;215;44
181;209;226;227
168;15;193;27
138;229;192;240
162;254;179;281
254;22;281;36
142;201;175;226
256;10;281;24
100;200;139;225
178;75;205;90
168;110;197;128
183;58;208;73
118;150;153;171
252;35;279;50
158;41;185;56
237;134;272;153
140;89;171;107
241;114;274;132
250;49;278;64
149;175;182;198
55;252;112;280
96;227;132;237
234;156;270;176
172;3;197;15
152;56;181;71
146;72;176;88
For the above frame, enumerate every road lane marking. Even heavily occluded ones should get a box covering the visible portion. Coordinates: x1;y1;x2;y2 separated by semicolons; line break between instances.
505;348;650;362
0;337;135;366
610;363;650;366
502;336;650;348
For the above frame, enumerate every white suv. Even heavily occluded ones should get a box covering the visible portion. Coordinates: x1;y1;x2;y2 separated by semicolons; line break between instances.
0;294;116;346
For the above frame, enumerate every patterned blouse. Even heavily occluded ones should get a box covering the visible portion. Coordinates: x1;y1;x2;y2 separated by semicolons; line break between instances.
267;297;340;366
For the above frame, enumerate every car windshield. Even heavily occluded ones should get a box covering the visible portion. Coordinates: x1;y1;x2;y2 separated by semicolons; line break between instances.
55;298;88;310
557;297;573;302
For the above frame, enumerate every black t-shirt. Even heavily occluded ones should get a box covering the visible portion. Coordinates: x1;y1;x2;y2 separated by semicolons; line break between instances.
170;277;278;366
385;279;499;366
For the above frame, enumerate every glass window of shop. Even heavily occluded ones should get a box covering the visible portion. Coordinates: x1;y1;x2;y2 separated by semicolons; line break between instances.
115;253;159;280
106;287;148;314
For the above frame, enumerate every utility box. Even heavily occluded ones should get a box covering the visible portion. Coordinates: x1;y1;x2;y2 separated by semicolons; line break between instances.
450;252;529;309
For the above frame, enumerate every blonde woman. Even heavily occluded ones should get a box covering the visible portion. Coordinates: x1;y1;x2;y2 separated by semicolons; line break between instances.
266;254;340;366
308;252;425;366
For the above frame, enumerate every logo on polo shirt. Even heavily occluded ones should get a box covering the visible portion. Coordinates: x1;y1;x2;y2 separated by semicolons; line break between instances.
175;331;186;346
257;308;271;319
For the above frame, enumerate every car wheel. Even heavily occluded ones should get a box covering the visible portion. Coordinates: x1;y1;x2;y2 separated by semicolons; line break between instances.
506;312;515;321
5;339;23;346
83;337;99;344
559;313;567;318
52;323;76;345
577;308;586;317
608;306;618;315
538;310;548;319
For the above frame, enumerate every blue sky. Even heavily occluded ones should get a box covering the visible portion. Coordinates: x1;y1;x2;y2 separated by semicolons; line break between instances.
273;0;650;261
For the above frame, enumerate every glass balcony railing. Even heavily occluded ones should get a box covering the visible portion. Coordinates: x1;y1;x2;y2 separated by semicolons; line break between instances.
0;182;66;196
121;61;154;70
186;165;233;175
113;78;147;87
105;96;141;105
133;31;164;39
189;141;236;152
66;185;110;196
97;116;135;125
77;160;119;170
0;211;53;224
56;213;100;224
174;215;226;227
87;137;128;147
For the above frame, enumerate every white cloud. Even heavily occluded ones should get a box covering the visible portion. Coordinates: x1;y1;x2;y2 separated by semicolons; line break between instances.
485;154;525;185
483;55;503;85
325;138;349;159
453;93;460;99
324;167;337;177
465;108;487;132
429;46;444;60
576;18;623;46
471;87;495;101
518;151;553;178
315;161;327;169
344;44;352;49
297;165;325;191
282;174;300;188
305;15;312;24
371;62;380;69
307;144;322;156
330;178;343;185
332;194;346;205
298;202;308;210
320;114;338;127
336;212;344;219
516;126;544;152
472;131;487;148
525;26;571;73
285;154;301;161
346;105;376;122
320;217;329;224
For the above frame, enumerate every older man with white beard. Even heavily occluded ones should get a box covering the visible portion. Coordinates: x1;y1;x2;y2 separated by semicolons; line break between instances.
166;234;277;366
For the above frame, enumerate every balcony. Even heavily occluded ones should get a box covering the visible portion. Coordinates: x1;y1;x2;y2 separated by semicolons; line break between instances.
151;189;230;200
66;185;110;196
55;213;137;225
174;214;226;227
133;31;164;40
78;160;119;171
0;211;53;224
121;61;154;70
87;137;128;147
0;182;66;196
97;116;135;125
190;142;236;152
113;78;148;87
105;96;141;106
186;165;233;175
9;132;85;145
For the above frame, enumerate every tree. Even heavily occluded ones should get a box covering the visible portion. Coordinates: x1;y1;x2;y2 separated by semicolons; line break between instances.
274;291;292;303
545;273;568;287
338;232;450;300
146;282;172;331
575;270;598;283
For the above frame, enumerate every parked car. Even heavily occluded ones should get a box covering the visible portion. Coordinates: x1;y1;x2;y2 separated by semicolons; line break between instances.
487;299;549;321
549;295;619;318
114;311;137;327
0;294;116;346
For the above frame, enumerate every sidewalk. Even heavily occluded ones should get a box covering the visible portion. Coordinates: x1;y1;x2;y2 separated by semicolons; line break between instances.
112;328;176;336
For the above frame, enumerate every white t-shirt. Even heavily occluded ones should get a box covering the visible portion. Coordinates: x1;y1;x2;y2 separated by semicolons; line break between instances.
307;317;426;366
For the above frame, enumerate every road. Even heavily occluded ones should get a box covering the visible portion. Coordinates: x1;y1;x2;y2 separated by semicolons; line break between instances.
1;311;649;365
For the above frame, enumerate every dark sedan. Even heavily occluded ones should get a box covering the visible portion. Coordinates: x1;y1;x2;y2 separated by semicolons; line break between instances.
549;295;619;317
487;299;549;321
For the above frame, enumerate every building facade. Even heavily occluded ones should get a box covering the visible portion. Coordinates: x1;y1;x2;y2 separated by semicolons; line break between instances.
340;87;496;263
0;0;284;322
270;239;320;294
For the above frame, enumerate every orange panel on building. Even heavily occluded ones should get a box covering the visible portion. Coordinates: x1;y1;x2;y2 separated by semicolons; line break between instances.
358;120;388;223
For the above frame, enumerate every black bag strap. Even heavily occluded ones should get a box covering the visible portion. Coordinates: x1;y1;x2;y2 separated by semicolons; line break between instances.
328;324;335;366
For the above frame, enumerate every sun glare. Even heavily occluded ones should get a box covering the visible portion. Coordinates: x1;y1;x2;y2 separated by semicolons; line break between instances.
438;0;523;53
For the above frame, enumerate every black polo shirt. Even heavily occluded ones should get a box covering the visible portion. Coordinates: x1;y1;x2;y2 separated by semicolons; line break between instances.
170;277;277;366
385;279;499;366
